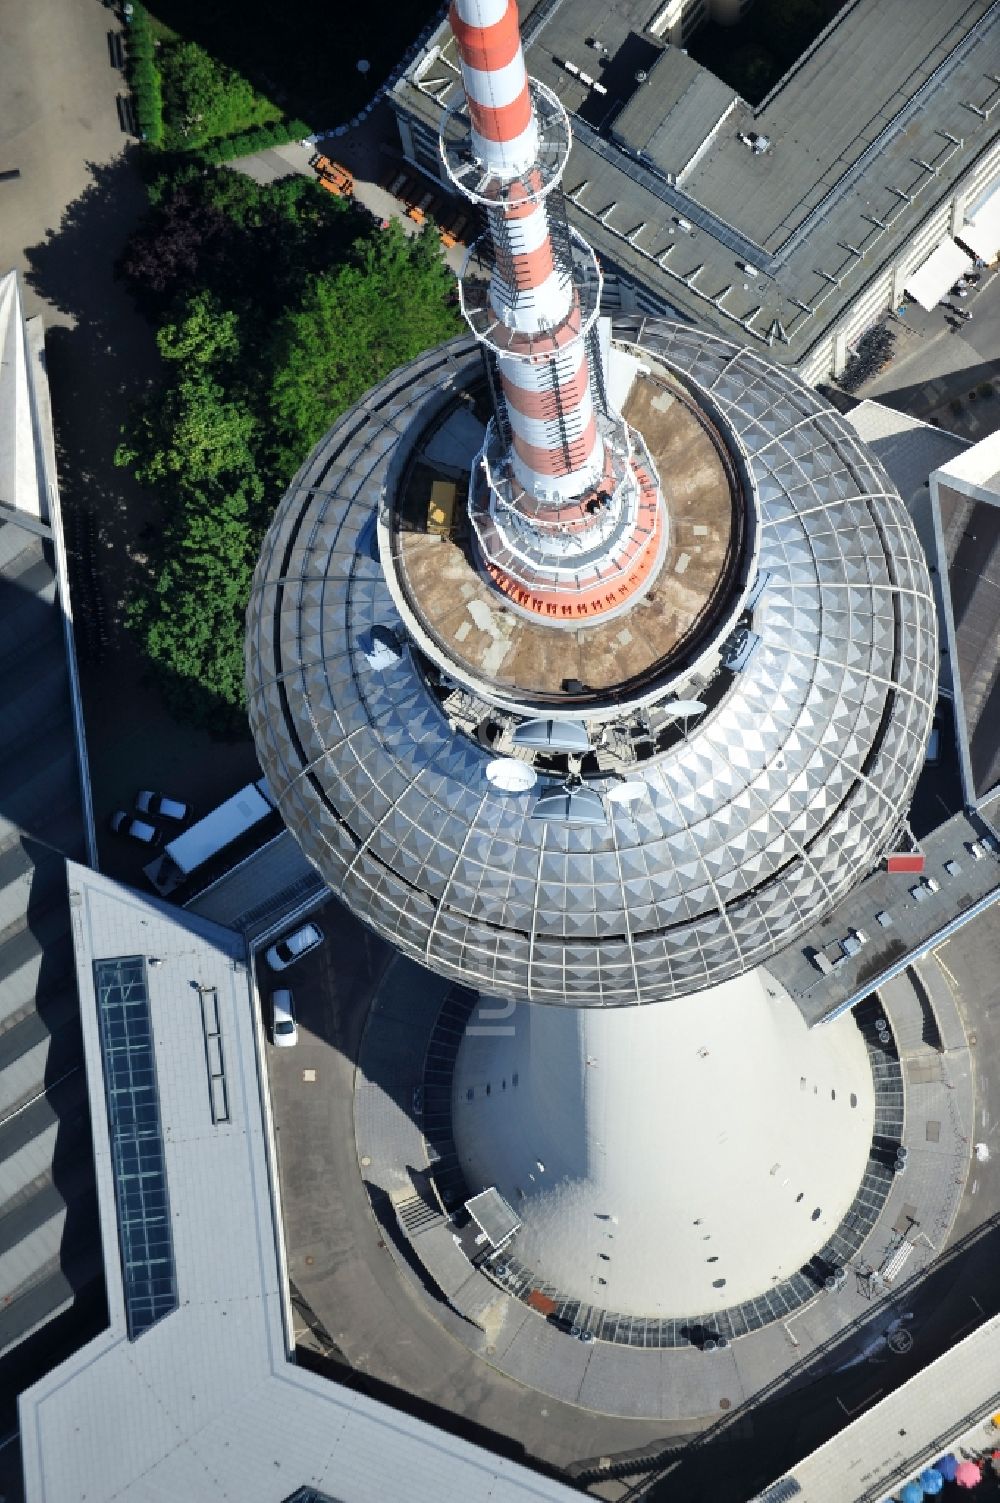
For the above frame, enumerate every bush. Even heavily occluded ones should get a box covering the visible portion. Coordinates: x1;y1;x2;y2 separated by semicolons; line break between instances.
159;38;284;150
196;119;312;165
126;4;164;147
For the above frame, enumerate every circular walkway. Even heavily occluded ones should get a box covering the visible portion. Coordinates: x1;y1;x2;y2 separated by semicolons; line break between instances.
354;963;974;1419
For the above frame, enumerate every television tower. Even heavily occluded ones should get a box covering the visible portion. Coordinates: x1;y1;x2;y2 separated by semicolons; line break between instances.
440;0;666;621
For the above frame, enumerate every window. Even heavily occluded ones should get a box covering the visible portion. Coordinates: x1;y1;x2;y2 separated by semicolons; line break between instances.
94;957;178;1339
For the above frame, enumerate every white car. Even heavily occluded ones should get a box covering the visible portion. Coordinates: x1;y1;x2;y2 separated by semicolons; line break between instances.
109;810;160;846
265;922;324;971
135;790;190;822
271;990;298;1048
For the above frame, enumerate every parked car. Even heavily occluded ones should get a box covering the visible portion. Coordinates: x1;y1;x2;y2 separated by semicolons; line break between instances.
270;989;298;1048
109;810;160;846
135;790;190;822
265;922;324;971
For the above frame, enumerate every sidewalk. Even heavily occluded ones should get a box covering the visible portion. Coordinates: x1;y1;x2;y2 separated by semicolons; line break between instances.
859;267;1000;439
354;960;977;1424
229;103;471;273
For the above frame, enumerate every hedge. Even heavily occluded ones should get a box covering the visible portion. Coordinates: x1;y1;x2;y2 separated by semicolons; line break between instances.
126;4;164;147
195;118;312;165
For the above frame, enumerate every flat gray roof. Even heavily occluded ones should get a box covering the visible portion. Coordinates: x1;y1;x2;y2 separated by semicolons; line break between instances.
0;271;101;1375
396;0;1000;367
18;865;577;1503
611;48;736;181
769;808;1000;1025
933;445;1000;804
186;829;325;939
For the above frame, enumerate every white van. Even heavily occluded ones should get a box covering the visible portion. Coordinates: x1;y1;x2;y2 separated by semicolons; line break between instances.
144;779;275;895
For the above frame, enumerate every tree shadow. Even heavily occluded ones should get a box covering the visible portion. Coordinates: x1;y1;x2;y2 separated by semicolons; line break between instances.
22;156;266;876
141;0;440;127
24;153;163;653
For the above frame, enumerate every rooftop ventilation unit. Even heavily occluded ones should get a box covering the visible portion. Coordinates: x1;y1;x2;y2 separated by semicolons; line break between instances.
513;718;591;753
532;782;608;827
738;131;771;156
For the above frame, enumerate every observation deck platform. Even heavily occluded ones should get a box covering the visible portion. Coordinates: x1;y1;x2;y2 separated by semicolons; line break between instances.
390;362;743;706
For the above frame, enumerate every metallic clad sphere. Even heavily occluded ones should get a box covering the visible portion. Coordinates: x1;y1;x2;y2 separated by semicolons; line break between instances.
245;320;937;1007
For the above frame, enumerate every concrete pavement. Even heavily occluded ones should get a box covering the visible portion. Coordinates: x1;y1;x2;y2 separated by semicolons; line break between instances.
262;897;672;1476
263;881;991;1503
861;267;1000;440
0;0;132;323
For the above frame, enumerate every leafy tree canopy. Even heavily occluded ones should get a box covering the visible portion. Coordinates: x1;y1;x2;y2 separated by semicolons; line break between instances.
159;39;281;150
116;169;462;729
269;221;461;470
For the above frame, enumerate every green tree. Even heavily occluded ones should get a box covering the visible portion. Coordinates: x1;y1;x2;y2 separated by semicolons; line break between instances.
268;223;461;472
127;485;256;725
159;39;280;149
116;292;257;487
117;188;463;729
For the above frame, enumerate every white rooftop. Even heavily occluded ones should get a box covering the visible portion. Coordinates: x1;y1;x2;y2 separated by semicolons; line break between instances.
933;428;1000;495
18;865;577;1503
452;971;875;1316
758;1312;1000;1502
0;271;47;521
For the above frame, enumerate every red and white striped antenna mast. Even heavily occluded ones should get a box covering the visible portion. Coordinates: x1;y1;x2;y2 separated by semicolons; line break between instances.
440;0;667;625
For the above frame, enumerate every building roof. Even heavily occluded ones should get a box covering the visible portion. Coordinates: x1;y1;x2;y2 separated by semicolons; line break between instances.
246;319;937;1007
610;47;737;183
185;829;325;939
769;807;1000;1025
0;271;101;1378
453;971;876;1317
756;1310;1000;1503
931;433;1000;804
18;864;578;1503
396;0;1000;369
846;403;969;517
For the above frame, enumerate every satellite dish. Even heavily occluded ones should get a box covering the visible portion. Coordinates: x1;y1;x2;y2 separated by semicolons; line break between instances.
532;784;607;827
665;698;708;718
513;718;590;754
607;779;648;807
485;758;538;793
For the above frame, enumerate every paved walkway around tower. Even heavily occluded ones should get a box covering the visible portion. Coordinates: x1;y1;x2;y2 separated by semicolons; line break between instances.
352;956;975;1425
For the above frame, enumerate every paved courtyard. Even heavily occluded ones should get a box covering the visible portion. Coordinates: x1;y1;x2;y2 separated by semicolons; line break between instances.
261;886;1000;1497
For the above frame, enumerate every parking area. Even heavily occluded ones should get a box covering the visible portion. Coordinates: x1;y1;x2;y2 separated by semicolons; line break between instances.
258;895;675;1475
